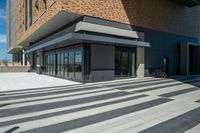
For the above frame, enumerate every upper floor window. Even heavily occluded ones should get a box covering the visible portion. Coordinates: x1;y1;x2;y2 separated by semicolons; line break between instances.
25;0;28;30
29;0;33;27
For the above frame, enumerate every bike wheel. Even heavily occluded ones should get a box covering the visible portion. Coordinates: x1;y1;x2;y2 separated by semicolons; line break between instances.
151;72;156;77
161;73;167;78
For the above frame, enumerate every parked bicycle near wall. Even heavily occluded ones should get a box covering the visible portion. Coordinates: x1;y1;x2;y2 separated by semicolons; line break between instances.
151;69;168;78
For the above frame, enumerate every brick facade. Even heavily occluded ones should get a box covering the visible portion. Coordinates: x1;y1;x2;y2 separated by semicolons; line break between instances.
16;0;200;47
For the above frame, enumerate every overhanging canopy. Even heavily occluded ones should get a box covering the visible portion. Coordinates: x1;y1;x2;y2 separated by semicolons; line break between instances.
75;22;139;39
25;33;150;53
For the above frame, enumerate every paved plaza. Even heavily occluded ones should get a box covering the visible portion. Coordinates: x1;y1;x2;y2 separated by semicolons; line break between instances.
0;73;200;133
0;73;79;92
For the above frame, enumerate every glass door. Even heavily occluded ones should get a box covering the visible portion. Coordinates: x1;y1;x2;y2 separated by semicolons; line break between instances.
115;48;136;77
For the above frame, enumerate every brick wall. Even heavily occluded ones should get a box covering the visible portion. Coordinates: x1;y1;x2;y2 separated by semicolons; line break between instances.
16;0;200;46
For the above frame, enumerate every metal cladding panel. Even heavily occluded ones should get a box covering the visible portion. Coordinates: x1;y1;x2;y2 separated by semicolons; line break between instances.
75;21;139;39
25;33;150;53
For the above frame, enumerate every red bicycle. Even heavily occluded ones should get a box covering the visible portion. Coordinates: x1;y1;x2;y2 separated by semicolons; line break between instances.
151;69;167;78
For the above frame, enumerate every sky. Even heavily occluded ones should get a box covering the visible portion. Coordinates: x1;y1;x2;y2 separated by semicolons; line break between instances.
0;0;12;61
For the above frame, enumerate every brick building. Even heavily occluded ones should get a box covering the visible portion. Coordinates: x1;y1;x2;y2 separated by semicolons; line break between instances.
7;0;200;82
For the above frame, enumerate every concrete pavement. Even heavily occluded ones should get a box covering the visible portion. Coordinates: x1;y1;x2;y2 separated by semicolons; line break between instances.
0;75;200;133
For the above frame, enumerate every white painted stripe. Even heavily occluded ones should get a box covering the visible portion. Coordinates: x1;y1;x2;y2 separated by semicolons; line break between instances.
0;96;160;132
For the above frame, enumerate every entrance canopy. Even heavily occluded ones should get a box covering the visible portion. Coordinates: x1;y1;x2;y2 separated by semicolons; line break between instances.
24;11;150;54
25;32;150;53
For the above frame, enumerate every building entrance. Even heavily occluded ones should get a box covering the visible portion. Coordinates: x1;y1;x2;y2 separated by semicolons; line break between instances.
115;47;136;77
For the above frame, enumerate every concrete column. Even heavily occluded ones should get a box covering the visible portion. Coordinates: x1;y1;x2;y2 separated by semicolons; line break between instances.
136;47;145;78
28;54;33;67
26;54;30;66
180;43;189;76
22;49;25;66
36;50;43;74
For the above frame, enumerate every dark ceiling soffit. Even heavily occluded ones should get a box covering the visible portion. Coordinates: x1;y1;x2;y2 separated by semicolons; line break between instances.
25;33;150;53
19;11;82;47
8;47;23;54
171;0;200;7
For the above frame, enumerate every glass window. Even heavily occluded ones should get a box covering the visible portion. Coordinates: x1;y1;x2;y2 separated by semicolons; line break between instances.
29;0;32;26
61;53;64;77
69;52;74;79
64;53;69;78
115;48;136;77
75;51;82;80
25;0;28;30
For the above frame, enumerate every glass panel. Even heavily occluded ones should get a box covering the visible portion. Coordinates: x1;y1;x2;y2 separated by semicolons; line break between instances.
121;52;129;76
115;48;136;77
83;46;91;81
69;52;74;79
75;51;82;80
64;53;69;78
57;54;61;76
52;55;55;76
115;51;121;76
61;53;64;77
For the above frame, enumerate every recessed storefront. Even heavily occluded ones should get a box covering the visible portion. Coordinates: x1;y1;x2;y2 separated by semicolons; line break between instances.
26;14;150;82
31;44;138;82
115;47;136;78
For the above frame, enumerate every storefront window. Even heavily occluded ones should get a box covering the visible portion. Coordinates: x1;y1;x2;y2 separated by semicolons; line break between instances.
75;51;82;80
69;52;75;79
64;53;69;78
43;46;83;81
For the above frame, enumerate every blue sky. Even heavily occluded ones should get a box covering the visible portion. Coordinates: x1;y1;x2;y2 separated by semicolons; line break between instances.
0;0;12;61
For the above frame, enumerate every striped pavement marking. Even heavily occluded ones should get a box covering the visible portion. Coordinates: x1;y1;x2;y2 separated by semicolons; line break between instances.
139;106;200;133
69;98;200;133
0;76;200;133
185;124;200;133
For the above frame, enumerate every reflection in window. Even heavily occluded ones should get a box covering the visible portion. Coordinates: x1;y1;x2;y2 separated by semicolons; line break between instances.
69;52;74;79
75;51;82;80
64;53;69;78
